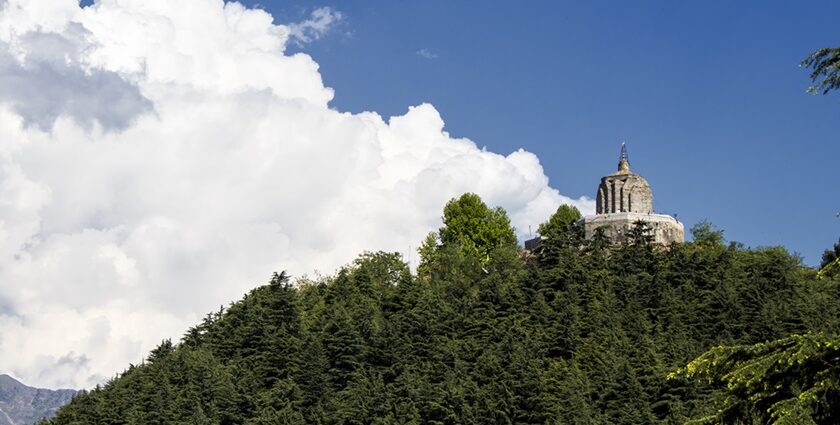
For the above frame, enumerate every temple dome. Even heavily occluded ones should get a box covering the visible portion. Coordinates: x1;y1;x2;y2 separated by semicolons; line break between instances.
582;143;684;245
595;143;653;214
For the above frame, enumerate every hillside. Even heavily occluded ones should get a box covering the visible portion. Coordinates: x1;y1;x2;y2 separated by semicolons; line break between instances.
0;375;76;425
43;196;840;424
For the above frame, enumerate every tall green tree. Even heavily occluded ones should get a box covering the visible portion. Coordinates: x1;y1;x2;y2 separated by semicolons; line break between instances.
535;204;584;260
690;220;725;246
438;193;517;254
537;205;582;243
802;45;840;262
419;193;517;273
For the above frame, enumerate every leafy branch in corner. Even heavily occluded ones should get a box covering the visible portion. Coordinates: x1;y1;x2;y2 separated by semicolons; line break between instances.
802;46;840;95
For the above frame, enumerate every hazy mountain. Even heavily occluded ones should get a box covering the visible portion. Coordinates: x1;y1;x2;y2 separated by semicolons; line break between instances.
0;375;76;425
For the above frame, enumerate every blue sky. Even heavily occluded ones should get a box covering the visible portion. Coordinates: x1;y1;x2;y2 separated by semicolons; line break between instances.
246;0;840;265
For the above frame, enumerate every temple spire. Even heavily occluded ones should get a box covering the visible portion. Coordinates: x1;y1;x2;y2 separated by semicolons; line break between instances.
617;142;630;173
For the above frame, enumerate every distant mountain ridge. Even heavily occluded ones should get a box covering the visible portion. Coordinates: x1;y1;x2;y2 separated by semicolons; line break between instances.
0;375;76;425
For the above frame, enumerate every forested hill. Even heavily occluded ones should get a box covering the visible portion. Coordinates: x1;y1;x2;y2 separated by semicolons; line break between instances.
45;195;840;424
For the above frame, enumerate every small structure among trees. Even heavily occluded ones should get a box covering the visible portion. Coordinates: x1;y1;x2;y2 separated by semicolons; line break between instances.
581;143;684;245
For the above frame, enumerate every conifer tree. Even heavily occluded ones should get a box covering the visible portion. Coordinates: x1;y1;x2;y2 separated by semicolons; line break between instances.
42;198;840;425
674;332;840;424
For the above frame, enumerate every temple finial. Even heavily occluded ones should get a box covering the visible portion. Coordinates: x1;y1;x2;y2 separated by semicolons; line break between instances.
617;141;630;173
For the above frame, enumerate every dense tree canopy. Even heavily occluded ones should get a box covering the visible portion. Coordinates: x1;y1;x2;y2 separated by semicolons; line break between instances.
44;194;840;425
667;44;840;425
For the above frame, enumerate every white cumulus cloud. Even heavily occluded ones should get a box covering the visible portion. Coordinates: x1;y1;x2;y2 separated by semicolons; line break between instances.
0;0;593;390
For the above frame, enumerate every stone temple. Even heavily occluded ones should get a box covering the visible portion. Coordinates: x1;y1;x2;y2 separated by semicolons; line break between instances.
581;144;684;244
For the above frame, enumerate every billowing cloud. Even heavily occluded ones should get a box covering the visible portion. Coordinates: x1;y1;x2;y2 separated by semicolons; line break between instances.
0;0;593;390
0;23;151;131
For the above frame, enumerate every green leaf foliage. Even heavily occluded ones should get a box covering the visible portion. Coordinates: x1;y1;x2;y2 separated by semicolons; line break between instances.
690;220;725;247
420;193;518;275
43;195;840;424
674;333;840;424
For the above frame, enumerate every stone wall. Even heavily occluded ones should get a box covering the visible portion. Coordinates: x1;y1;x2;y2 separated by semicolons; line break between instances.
596;174;653;214
582;212;684;245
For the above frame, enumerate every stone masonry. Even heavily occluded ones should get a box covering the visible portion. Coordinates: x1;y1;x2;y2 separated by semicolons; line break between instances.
582;144;684;245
